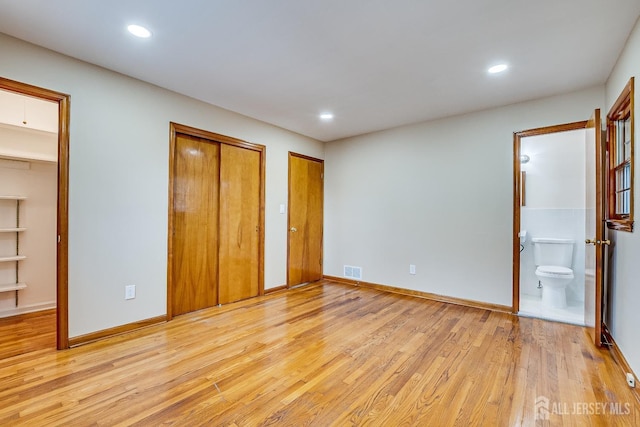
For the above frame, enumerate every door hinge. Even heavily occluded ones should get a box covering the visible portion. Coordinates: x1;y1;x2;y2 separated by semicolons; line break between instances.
321;173;324;179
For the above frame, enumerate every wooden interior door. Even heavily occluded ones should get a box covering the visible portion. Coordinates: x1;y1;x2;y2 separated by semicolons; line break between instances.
170;133;220;316
288;153;323;287
584;109;607;346
218;144;261;304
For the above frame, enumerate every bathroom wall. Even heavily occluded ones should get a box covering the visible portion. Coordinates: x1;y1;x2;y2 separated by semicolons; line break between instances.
519;129;586;303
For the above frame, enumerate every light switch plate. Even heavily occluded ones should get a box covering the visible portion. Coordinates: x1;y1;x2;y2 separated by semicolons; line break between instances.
125;285;136;300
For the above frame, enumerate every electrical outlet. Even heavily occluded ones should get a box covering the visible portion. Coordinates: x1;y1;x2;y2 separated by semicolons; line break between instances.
409;264;416;275
125;285;136;300
626;373;635;388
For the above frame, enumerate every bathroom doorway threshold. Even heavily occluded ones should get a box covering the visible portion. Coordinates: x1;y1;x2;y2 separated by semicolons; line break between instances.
519;295;585;326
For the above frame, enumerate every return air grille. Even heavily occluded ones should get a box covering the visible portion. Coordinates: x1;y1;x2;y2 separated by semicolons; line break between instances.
343;265;362;280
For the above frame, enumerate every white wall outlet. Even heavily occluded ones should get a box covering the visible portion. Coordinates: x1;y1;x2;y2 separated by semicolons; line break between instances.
409;264;416;275
626;372;635;388
279;204;286;214
125;285;136;300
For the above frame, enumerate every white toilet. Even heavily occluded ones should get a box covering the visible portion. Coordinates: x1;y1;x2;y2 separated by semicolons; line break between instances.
532;238;575;309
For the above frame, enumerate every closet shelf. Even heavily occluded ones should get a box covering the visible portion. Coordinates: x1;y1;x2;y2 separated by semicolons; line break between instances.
0;282;27;293
0;228;27;233
0;196;26;307
0;255;26;263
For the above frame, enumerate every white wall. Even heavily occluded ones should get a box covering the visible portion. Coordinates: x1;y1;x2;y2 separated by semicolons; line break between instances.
604;17;640;377
519;130;586;302
0;159;57;316
521;130;586;209
325;87;604;307
0;33;324;337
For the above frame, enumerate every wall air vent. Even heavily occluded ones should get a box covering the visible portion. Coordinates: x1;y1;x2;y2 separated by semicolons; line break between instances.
343;265;362;280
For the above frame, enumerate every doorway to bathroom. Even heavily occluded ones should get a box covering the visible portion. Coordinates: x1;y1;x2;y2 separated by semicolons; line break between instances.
512;114;606;338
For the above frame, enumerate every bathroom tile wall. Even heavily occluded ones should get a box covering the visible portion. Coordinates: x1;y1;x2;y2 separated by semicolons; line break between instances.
520;207;586;303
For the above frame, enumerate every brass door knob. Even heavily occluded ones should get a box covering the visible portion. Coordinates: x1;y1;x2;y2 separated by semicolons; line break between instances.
290;227;297;232
586;238;611;246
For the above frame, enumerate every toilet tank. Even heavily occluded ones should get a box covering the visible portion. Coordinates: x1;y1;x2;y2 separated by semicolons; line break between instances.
532;238;574;267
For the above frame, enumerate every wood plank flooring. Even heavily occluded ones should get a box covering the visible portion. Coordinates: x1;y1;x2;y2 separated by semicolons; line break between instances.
0;281;638;426
0;308;56;359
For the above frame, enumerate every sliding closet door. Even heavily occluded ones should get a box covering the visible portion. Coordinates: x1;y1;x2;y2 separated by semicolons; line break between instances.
170;133;220;316
218;144;261;304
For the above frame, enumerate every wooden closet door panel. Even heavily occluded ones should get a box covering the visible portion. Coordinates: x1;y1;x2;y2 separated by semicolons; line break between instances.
171;134;219;315
218;144;260;304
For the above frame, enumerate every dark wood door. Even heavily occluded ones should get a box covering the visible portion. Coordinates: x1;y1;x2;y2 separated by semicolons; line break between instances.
218;144;261;304
288;153;323;287
170;133;220;316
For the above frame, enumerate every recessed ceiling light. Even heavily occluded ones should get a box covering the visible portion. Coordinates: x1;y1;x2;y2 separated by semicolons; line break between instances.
127;24;152;38
488;64;508;74
320;113;334;120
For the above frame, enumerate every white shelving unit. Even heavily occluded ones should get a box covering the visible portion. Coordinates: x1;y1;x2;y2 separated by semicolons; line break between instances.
0;196;27;306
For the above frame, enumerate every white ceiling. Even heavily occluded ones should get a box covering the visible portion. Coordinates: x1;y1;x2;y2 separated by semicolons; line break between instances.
0;1;638;142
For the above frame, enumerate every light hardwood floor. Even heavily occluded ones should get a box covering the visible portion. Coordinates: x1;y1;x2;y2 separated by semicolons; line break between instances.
0;308;56;360
0;281;638;426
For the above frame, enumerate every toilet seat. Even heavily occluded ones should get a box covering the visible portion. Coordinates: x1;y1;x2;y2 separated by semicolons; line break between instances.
536;265;574;278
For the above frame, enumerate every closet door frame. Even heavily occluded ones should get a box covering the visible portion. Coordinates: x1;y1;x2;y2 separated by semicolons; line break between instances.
166;122;265;320
0;77;70;350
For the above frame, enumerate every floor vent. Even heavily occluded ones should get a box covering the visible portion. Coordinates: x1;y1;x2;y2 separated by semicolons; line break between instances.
343;265;362;280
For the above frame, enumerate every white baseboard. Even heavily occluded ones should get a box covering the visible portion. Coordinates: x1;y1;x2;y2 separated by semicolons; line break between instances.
0;301;56;319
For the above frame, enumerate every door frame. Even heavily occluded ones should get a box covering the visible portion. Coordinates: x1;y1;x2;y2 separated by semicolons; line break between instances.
586;109;605;346
286;152;324;288
0;77;70;350
166;122;265;320
512;120;588;314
